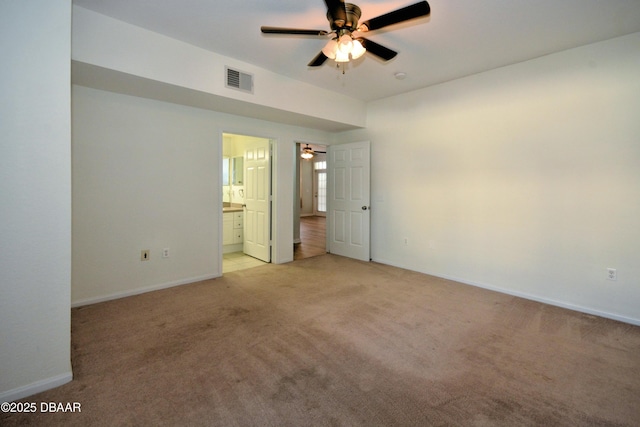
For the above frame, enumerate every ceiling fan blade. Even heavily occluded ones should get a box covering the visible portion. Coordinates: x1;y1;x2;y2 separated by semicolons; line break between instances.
261;26;328;36
324;0;347;25
360;1;430;32
359;38;398;61
308;51;329;67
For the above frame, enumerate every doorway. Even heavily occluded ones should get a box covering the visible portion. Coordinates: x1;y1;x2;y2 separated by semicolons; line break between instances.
222;133;272;273
295;143;327;260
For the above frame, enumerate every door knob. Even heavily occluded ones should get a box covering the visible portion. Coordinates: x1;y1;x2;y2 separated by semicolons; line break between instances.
362;206;369;210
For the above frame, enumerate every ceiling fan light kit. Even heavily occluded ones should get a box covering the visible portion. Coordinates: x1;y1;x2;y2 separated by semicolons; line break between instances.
261;0;430;70
301;144;315;160
325;34;366;61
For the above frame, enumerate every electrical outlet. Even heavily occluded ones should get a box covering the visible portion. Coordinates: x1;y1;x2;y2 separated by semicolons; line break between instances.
607;268;617;281
403;237;408;246
141;250;150;261
162;248;170;258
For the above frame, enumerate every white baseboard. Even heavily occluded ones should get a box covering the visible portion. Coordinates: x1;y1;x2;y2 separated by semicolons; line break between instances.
71;273;221;308
1;371;72;403
223;243;243;254
372;257;640;327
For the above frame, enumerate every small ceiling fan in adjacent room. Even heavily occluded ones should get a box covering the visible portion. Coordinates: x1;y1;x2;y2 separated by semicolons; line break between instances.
301;144;326;159
261;0;431;68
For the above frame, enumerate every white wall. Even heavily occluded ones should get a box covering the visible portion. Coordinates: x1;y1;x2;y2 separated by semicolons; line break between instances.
338;33;640;324
300;159;315;216
72;86;221;304
71;6;366;131
0;1;73;401
72;85;331;305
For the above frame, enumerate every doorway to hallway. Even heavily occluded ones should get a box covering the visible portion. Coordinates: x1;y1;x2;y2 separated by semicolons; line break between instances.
296;143;327;260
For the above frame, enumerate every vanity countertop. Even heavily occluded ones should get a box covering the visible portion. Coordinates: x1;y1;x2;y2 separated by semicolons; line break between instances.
223;204;244;213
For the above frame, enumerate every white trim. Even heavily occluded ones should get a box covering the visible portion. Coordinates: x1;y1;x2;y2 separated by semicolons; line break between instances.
223;243;243;254
71;274;221;308
1;371;72;403
373;257;640;327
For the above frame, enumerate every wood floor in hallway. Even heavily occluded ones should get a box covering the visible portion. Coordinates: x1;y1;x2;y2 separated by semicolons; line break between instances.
294;216;326;260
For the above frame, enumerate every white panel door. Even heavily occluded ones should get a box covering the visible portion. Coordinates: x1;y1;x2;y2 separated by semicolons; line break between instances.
243;139;271;262
327;141;370;261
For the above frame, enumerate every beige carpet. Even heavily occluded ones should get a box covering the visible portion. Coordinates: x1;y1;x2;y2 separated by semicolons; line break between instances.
3;254;640;426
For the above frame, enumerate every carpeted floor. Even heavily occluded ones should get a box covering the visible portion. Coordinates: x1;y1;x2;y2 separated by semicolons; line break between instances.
3;254;640;426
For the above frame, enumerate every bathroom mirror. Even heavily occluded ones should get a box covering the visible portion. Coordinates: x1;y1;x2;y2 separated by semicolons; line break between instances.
232;156;243;185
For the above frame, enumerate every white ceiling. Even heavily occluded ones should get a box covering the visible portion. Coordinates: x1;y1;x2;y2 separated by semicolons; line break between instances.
73;0;640;102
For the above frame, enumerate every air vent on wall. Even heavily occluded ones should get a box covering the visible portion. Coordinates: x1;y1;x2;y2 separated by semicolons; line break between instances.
225;67;253;93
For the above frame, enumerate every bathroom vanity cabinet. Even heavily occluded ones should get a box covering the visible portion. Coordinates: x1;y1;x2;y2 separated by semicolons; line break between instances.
223;210;243;251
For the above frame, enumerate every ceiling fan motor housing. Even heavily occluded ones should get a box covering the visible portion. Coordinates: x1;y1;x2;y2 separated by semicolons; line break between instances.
328;3;361;31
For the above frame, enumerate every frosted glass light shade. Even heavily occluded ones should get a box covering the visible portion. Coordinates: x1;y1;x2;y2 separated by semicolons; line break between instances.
335;50;350;62
351;39;366;59
338;34;353;53
322;39;338;59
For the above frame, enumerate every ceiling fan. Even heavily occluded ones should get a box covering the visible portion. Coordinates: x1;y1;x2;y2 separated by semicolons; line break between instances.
301;144;326;159
261;0;431;67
